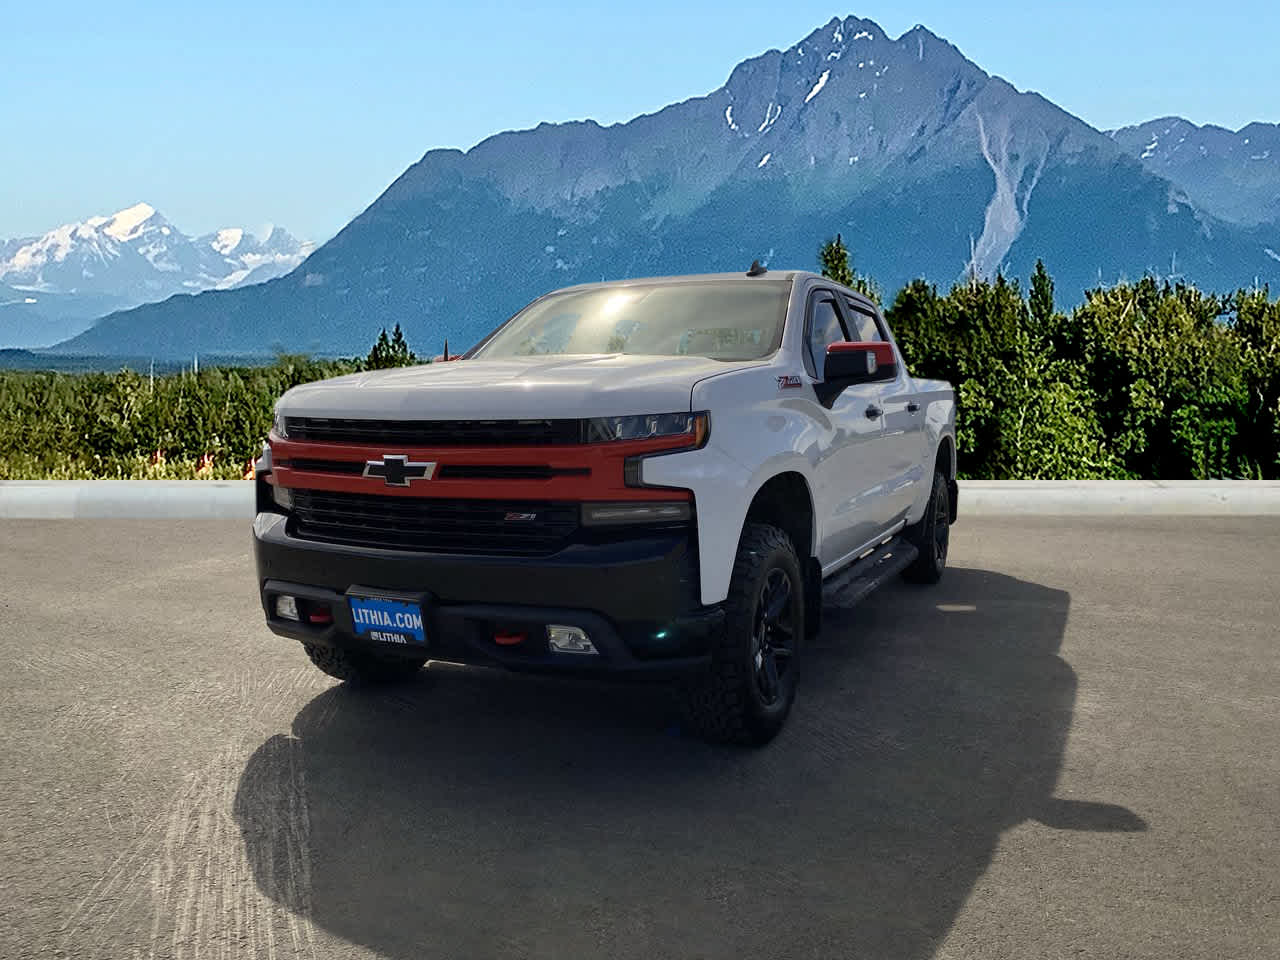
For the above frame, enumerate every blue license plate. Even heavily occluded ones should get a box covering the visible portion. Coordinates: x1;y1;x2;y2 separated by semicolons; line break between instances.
348;595;427;646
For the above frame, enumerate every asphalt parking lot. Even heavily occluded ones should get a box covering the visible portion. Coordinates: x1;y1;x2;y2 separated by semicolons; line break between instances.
2;516;1277;959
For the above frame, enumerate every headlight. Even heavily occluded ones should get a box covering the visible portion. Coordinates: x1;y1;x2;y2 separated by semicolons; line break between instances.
585;411;709;445
272;408;288;439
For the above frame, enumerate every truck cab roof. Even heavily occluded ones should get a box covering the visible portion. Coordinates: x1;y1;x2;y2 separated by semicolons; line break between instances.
547;270;878;312
551;269;814;292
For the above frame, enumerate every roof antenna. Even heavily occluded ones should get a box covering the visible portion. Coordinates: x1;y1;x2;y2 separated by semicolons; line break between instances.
746;259;768;277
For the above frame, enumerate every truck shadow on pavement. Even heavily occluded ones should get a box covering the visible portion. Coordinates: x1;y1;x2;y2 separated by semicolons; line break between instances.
233;566;1144;960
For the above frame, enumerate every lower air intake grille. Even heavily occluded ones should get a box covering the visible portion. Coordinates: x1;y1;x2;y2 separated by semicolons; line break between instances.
291;491;579;556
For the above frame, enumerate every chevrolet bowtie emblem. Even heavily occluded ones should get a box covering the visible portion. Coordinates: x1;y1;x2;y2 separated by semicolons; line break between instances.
362;455;437;487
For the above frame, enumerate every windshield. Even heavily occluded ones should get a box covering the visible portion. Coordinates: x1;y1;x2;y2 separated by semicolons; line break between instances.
472;280;791;361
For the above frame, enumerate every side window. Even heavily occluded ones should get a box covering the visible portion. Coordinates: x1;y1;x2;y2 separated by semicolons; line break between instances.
806;293;849;379
845;298;886;343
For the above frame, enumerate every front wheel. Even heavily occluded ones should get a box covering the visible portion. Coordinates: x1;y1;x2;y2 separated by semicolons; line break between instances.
681;523;804;746
901;469;950;584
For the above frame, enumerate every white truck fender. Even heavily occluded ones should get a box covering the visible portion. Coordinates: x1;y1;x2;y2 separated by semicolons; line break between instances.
642;364;823;606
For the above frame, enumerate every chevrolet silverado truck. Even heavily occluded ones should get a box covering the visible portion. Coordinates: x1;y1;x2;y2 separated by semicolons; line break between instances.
253;266;957;744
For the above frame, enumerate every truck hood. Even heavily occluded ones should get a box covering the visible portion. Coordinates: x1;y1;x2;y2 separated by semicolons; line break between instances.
279;354;751;420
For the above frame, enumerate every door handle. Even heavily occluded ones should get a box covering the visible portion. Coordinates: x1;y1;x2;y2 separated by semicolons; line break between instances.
865;405;882;420
906;401;920;414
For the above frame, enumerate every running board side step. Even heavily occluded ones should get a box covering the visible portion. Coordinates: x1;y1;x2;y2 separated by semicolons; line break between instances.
821;536;919;610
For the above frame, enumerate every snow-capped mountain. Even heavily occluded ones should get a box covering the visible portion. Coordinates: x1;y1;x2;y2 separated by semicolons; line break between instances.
53;15;1280;359
198;224;315;290
0;203;312;348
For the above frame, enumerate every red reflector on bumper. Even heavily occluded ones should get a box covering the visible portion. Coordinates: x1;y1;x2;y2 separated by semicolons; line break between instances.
308;607;333;625
494;631;526;646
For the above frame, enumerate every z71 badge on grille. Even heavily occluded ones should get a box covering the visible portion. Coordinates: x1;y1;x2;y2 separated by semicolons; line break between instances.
363;455;437;487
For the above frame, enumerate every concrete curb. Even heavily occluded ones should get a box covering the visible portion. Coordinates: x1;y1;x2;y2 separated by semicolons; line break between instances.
0;481;254;519
2;479;1280;519
959;480;1280;516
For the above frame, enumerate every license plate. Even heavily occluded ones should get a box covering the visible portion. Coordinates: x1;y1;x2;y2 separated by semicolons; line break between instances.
348;595;427;646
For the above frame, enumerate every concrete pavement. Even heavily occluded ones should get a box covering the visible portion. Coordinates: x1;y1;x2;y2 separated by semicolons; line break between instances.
1;516;1277;958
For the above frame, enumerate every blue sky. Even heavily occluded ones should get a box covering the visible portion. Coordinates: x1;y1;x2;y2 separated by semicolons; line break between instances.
4;0;1276;243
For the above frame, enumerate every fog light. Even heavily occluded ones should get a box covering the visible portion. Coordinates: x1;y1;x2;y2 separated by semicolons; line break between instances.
275;595;300;621
272;483;293;511
547;625;597;655
581;501;691;526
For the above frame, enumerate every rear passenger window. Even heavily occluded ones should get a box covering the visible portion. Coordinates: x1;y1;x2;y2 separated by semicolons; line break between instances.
845;299;885;342
807;295;848;378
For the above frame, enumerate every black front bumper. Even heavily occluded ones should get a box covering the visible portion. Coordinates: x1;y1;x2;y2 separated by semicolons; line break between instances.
252;511;720;674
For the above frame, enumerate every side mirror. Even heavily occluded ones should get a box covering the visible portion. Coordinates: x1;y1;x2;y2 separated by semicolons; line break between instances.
824;341;897;384
815;341;897;407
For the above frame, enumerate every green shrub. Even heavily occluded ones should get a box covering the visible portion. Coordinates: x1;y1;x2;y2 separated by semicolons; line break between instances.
0;355;365;480
887;270;1278;479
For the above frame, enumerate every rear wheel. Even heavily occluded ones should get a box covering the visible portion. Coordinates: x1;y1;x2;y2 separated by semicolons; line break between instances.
303;643;427;684
681;523;804;746
901;470;950;584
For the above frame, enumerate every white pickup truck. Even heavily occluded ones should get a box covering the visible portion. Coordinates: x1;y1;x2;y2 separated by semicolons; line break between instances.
253;266;957;744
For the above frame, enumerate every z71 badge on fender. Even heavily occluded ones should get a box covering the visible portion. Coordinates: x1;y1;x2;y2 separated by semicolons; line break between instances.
777;375;803;389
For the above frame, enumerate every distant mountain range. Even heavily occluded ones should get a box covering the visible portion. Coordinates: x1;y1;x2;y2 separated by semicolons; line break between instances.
0;204;312;348
47;15;1280;359
1109;118;1280;226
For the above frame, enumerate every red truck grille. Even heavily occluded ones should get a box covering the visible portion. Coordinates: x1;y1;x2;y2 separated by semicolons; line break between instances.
291;490;580;556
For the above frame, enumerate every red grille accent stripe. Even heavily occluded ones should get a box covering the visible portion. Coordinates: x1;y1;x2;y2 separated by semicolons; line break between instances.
269;433;694;502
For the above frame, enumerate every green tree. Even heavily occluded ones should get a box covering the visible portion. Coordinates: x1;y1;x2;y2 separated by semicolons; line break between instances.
818;233;881;304
365;323;418;370
1029;259;1054;329
819;234;854;287
390;324;414;363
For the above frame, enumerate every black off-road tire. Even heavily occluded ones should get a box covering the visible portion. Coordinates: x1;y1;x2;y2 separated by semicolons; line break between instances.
681;523;804;746
901;470;950;585
303;643;427;684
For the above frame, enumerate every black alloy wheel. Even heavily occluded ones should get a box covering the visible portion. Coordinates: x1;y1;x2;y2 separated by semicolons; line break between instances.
932;477;950;568
752;568;796;706
902;469;950;584
681;522;805;745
